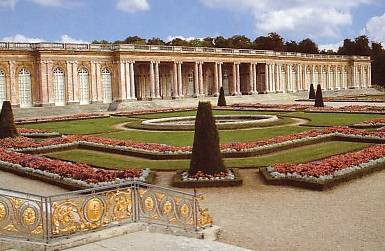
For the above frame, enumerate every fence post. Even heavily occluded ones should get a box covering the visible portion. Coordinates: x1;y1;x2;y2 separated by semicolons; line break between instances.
193;189;198;232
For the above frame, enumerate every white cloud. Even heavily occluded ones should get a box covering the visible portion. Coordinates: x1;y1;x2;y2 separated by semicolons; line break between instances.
1;34;45;43
319;41;343;52
116;0;149;13
166;35;199;42
0;0;17;9
362;12;385;44
29;0;80;7
57;34;88;44
201;0;374;39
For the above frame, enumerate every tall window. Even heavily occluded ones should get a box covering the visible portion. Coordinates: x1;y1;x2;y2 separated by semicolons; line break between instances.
101;68;112;103
78;68;89;105
18;68;32;108
187;72;194;96
0;70;5;103
53;68;65;106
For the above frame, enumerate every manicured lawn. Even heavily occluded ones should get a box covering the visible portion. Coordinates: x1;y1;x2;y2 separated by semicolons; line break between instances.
19;110;383;146
289;112;384;127
19;117;132;135
44;141;370;171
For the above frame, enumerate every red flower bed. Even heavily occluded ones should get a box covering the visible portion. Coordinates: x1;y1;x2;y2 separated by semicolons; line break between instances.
0;148;143;184
15;113;109;125
307;105;385;113
114;108;195;117
3;127;385;153
231;103;312;111
273;144;385;177
17;128;50;134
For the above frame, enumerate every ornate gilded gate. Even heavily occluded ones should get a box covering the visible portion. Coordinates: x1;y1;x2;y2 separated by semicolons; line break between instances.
0;182;212;243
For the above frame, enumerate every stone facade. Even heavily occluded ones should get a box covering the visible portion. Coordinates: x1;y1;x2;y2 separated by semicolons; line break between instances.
0;42;371;108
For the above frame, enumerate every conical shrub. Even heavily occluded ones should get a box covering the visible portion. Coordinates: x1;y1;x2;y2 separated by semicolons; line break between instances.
309;84;316;99
314;84;325;107
217;86;227;107
188;102;225;176
0;101;18;139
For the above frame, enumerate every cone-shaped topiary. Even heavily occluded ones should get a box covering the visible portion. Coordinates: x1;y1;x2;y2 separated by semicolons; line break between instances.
0;101;18;139
188;102;226;176
309;84;316;99
217;86;227;107
314;84;325;107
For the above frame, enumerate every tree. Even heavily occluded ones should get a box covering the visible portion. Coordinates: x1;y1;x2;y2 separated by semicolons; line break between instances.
285;40;299;52
298;38;319;54
201;37;215;47
338;39;356;55
217;87;227;106
92;40;110;44
254;32;285;51
354;35;371;56
115;36;146;45
309;84;316;99
0;101;18;139
314;84;324;107
228;35;252;49
147;37;166;45
188;102;225;176
168;38;190;46
214;36;231;48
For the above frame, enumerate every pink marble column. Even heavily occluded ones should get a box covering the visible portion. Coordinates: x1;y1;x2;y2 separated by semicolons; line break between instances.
72;61;79;102
194;62;199;97
8;61;17;106
199;62;204;96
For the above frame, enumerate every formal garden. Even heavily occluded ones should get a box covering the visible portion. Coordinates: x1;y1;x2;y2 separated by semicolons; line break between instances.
0;87;385;192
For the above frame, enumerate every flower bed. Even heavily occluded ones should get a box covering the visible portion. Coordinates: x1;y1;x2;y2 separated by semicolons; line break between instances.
261;144;385;190
17;128;61;138
15;113;110;125
231;103;312;112
172;169;242;188
4;127;385;159
306;105;385;114
352;118;385;129
0;148;152;189
113;108;195;117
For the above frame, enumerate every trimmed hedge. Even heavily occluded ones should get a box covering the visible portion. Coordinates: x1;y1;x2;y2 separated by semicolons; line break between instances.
172;169;243;188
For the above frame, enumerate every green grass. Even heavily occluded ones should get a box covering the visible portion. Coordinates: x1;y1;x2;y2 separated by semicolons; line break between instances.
18;110;384;146
44;141;370;171
288;112;384;127
19;117;132;135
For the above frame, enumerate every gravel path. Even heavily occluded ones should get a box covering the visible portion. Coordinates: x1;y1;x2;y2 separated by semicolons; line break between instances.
156;169;385;251
0;169;384;250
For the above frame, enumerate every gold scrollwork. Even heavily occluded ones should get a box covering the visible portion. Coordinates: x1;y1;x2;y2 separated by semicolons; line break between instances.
198;208;213;228
144;196;154;211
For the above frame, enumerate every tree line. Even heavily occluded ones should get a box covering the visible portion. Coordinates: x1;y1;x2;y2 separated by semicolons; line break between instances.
92;33;385;86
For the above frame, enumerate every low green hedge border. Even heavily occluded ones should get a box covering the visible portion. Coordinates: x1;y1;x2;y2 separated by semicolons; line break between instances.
171;169;243;188
259;162;385;191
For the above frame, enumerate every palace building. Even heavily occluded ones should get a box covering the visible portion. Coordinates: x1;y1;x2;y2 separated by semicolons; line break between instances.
0;42;371;108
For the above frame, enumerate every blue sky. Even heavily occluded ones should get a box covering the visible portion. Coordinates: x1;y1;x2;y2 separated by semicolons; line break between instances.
1;0;385;50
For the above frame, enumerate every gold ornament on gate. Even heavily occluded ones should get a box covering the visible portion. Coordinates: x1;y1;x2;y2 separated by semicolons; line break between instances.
23;207;36;225
85;198;104;222
144;196;154;211
0;202;6;221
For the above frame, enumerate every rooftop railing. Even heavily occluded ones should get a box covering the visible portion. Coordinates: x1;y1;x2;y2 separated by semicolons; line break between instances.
0;42;371;61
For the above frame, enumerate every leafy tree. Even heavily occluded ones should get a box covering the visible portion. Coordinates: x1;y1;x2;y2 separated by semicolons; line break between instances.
285;41;299;52
337;39;356;55
147;37;166;45
298;38;319;54
201;37;215;47
168;38;190;46
115;36;146;45
189;102;225;176
254;32;285;51
0;101;18;139
92;40;110;44
228;35;252;49
314;84;324;107
217;87;227;106
214;36;231;48
354;35;371;56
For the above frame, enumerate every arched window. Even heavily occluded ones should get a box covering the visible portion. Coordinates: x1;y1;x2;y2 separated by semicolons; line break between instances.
18;68;32;108
53;68;65;106
78;68;89;105
101;68;112;103
0;70;6;103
